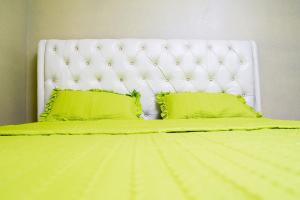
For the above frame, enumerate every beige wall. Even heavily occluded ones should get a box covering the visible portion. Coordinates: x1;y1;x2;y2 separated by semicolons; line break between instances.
0;0;27;125
2;0;300;124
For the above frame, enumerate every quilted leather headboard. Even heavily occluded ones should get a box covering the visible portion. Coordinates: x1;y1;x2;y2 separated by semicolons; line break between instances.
38;39;261;119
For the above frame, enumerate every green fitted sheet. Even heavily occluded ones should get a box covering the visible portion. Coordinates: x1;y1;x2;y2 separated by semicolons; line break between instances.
0;118;300;200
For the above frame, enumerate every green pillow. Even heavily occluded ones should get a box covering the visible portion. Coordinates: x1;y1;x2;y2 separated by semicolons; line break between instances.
39;89;142;121
156;92;261;119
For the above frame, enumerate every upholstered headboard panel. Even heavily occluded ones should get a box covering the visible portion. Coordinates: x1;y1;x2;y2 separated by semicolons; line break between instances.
38;39;261;119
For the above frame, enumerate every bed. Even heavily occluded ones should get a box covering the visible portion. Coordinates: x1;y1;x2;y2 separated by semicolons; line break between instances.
0;39;299;200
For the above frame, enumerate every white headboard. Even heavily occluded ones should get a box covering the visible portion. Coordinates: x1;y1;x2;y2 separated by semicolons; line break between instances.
38;39;261;119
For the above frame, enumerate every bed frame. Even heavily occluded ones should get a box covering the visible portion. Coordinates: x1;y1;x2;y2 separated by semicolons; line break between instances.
38;39;261;119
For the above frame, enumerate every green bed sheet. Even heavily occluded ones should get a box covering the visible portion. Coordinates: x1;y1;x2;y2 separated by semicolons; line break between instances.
0;118;300;200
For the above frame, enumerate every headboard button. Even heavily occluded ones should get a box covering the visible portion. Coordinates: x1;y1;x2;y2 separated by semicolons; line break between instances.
196;58;202;65
219;59;224;65
53;46;57;52
65;58;70;66
119;75;125;82
73;75;80;83
85;58;91;65
129;57;136;65
107;59;113;66
142;73;148;80
185;73;192;81
208;74;214;81
152;58;159;66
141;45;146;51
118;44;124;51
165;76;171;81
97;44;102;50
96;75;102;82
52;75;57;83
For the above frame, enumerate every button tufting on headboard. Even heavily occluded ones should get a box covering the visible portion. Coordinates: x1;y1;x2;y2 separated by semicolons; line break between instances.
38;39;261;119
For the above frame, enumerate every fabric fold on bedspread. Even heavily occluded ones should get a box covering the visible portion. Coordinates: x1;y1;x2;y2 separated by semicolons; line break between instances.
0;118;300;136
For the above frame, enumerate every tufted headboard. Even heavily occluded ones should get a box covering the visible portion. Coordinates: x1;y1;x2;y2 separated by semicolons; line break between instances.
38;39;261;119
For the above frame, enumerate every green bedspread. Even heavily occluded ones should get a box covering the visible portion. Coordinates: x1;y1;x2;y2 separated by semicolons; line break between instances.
0;118;300;200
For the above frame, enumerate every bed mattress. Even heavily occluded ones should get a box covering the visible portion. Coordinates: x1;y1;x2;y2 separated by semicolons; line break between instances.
0;118;300;200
